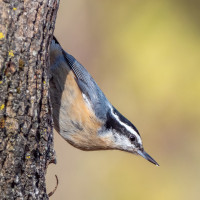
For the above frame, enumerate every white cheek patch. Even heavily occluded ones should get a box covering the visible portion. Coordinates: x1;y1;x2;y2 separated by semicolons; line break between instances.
110;107;142;145
115;133;133;150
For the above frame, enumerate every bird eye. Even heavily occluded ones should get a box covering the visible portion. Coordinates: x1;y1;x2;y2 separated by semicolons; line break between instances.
130;135;136;142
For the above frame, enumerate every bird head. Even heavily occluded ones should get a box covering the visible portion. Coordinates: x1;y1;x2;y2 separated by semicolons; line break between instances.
98;106;159;166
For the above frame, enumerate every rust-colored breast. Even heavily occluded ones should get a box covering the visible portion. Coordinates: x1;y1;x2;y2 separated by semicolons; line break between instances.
50;61;114;150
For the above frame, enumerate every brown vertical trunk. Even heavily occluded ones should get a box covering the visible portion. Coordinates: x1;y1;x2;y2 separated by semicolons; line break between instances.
0;0;59;199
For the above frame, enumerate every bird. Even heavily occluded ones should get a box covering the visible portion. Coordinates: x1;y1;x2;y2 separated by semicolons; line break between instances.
49;36;159;166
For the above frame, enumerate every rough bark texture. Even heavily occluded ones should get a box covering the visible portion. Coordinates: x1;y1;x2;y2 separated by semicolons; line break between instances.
0;0;59;199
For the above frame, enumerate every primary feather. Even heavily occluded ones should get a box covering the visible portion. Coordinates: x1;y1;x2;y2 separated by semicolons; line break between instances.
62;50;110;121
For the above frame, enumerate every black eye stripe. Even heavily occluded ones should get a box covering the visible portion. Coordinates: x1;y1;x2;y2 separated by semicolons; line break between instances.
111;107;140;136
105;109;140;141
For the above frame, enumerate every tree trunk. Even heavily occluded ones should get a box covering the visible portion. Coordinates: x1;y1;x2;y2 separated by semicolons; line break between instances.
0;0;59;199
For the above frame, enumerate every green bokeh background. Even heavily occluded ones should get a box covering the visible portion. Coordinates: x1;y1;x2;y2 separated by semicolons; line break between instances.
47;1;200;199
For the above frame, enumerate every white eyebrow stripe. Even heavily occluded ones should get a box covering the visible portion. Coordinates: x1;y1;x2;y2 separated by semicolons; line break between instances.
110;107;142;144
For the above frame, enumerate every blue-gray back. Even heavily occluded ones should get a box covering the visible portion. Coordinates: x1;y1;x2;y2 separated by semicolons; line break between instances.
63;51;111;121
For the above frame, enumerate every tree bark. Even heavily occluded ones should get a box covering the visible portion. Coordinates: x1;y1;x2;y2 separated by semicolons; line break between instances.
0;0;59;199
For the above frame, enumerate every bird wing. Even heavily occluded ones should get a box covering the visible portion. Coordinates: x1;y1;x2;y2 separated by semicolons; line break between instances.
62;51;90;83
62;50;110;120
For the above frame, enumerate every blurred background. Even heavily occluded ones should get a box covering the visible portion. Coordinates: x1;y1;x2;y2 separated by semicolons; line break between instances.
46;0;200;199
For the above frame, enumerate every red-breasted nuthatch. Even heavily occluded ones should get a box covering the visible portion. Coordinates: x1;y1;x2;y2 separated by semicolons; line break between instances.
49;37;159;166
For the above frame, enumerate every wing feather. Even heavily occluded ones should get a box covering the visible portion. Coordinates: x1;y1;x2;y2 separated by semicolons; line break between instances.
62;50;110;120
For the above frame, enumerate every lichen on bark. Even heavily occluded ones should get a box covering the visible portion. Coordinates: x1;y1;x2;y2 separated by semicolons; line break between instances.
0;0;59;199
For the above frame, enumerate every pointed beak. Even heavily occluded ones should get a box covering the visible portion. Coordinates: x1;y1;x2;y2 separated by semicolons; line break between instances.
137;149;159;166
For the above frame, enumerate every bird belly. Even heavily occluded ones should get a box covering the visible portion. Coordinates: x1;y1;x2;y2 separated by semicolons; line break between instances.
50;63;111;150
